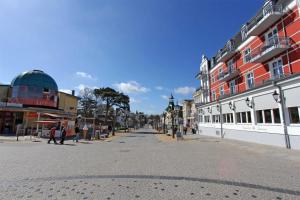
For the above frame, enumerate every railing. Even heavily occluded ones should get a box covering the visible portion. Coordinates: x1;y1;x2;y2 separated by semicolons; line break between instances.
218;68;240;81
217;72;292;101
250;37;290;62
216;40;235;62
195;71;208;79
246;2;283;33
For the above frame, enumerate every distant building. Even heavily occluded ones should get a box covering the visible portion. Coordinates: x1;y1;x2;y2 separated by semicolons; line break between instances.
182;100;196;127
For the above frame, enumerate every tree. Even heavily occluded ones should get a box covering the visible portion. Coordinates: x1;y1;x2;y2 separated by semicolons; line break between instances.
94;87;120;125
78;87;96;118
94;87;130;135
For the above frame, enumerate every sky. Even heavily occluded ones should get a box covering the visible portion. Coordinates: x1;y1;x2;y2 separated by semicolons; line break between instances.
0;0;263;114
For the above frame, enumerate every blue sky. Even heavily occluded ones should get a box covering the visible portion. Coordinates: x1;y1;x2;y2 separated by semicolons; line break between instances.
0;0;263;114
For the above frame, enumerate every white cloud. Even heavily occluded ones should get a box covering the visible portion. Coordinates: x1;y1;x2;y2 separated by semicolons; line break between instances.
76;71;96;80
114;81;149;94
155;86;163;90
59;89;72;94
75;84;97;91
130;97;141;104
174;86;196;95
161;95;169;101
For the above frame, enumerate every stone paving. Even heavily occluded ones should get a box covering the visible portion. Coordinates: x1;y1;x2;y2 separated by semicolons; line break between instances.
0;128;300;199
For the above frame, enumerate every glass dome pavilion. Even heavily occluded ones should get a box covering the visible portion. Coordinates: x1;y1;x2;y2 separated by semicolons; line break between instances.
10;70;58;108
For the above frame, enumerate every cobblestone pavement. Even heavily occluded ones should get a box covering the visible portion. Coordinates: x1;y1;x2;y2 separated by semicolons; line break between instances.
0;128;300;199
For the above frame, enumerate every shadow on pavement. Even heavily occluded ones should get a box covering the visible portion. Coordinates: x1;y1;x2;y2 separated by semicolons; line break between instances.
13;175;300;196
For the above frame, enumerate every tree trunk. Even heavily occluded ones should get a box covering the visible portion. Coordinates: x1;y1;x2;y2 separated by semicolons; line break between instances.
104;100;109;125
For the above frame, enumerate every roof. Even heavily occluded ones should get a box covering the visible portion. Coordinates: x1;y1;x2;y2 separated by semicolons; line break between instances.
11;70;58;91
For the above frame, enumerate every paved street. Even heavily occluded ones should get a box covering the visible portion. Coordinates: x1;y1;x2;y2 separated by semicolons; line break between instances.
0;128;300;200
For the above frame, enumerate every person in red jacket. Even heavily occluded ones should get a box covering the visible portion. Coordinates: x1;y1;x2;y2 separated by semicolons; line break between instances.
48;125;57;144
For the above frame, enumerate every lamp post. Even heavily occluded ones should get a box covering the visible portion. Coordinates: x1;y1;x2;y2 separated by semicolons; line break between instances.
168;94;175;138
272;86;291;149
162;112;166;134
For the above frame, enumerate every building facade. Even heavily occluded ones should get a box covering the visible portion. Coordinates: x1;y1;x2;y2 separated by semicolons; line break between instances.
197;0;300;150
0;70;78;136
182;100;197;127
193;55;211;106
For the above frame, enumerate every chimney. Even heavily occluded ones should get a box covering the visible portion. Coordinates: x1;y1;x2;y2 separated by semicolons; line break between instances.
72;90;75;96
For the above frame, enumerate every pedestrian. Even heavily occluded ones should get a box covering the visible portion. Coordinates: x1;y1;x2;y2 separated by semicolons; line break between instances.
48;125;57;144
183;126;187;135
16;123;22;141
73;125;80;142
60;126;66;144
192;127;196;134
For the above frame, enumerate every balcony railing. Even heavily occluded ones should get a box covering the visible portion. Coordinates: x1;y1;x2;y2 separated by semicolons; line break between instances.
218;68;240;82
250;37;290;63
216;40;235;63
195;86;209;93
195;71;208;79
244;2;283;37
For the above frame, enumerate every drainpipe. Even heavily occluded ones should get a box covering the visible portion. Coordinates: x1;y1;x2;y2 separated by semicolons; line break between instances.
273;81;291;149
219;100;224;139
281;15;292;74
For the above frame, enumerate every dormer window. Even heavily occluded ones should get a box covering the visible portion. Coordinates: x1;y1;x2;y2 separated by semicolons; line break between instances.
241;24;248;41
43;88;50;93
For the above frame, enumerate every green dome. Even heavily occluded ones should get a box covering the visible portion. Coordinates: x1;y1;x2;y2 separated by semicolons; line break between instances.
11;70;58;91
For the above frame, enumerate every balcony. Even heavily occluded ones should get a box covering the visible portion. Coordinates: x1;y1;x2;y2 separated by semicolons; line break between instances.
216;40;235;63
245;2;283;36
195;86;209;93
218;68;240;82
250;37;290;63
195;71;208;79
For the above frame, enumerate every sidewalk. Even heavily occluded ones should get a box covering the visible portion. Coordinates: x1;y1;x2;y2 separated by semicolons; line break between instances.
0;135;42;142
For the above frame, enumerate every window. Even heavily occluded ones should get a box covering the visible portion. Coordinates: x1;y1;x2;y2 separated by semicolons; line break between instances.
211;75;215;83
236;113;241;123
229;113;233;123
256;110;263;123
220;85;224;97
204;116;211;123
288;107;300;124
43;88;50;93
212;115;220;123
222;114;227;123
265;28;278;46
243;48;251;63
273;108;281;124
270;59;283;79
229;80;236;95
247;111;252;123
264;109;272;123
219;68;223;79
212;90;216;101
246;72;254;89
227;59;234;73
199;115;203;123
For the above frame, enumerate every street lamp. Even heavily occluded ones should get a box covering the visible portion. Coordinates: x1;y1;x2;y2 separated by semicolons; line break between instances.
229;102;235;111
168;94;176;138
245;97;253;108
162;112;166;134
216;105;220;112
272;90;280;103
207;107;212;113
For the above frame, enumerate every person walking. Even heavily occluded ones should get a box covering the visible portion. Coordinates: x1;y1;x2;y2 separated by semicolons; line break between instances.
183;126;187;135
73;125;80;142
60;126;66;144
48;125;57;144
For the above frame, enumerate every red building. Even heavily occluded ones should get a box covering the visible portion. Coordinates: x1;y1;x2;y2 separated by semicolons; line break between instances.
196;0;300;150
